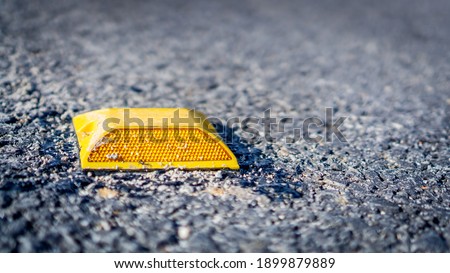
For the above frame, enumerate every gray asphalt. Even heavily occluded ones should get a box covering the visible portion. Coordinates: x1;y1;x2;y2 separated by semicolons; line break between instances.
0;0;449;252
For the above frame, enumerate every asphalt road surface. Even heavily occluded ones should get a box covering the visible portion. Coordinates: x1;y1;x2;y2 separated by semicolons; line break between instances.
1;0;449;252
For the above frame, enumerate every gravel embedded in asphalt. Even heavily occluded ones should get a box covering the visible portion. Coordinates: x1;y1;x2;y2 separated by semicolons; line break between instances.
0;0;449;252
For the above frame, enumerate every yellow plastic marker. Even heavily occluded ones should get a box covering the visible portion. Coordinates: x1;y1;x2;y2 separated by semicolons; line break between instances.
72;108;239;170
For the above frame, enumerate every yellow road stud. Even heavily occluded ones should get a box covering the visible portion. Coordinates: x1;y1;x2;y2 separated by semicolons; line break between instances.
72;108;239;170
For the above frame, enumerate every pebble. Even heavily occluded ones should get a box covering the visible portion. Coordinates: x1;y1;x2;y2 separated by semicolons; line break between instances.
177;226;191;240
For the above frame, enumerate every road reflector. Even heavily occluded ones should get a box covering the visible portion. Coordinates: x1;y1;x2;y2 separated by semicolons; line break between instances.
72;108;239;170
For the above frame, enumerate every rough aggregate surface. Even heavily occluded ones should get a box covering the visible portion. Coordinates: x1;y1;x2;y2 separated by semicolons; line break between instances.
0;0;449;252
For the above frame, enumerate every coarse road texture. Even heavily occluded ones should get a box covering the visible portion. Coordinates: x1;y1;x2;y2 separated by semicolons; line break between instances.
1;0;449;252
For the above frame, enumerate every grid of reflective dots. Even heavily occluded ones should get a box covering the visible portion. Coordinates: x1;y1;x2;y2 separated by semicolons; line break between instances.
88;128;232;162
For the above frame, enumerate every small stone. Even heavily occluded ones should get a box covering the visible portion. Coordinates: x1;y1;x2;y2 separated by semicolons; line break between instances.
205;187;225;196
178;226;190;240
278;146;290;157
157;185;169;192
106;153;118;160
97;188;119;199
215;171;223;179
179;185;194;194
